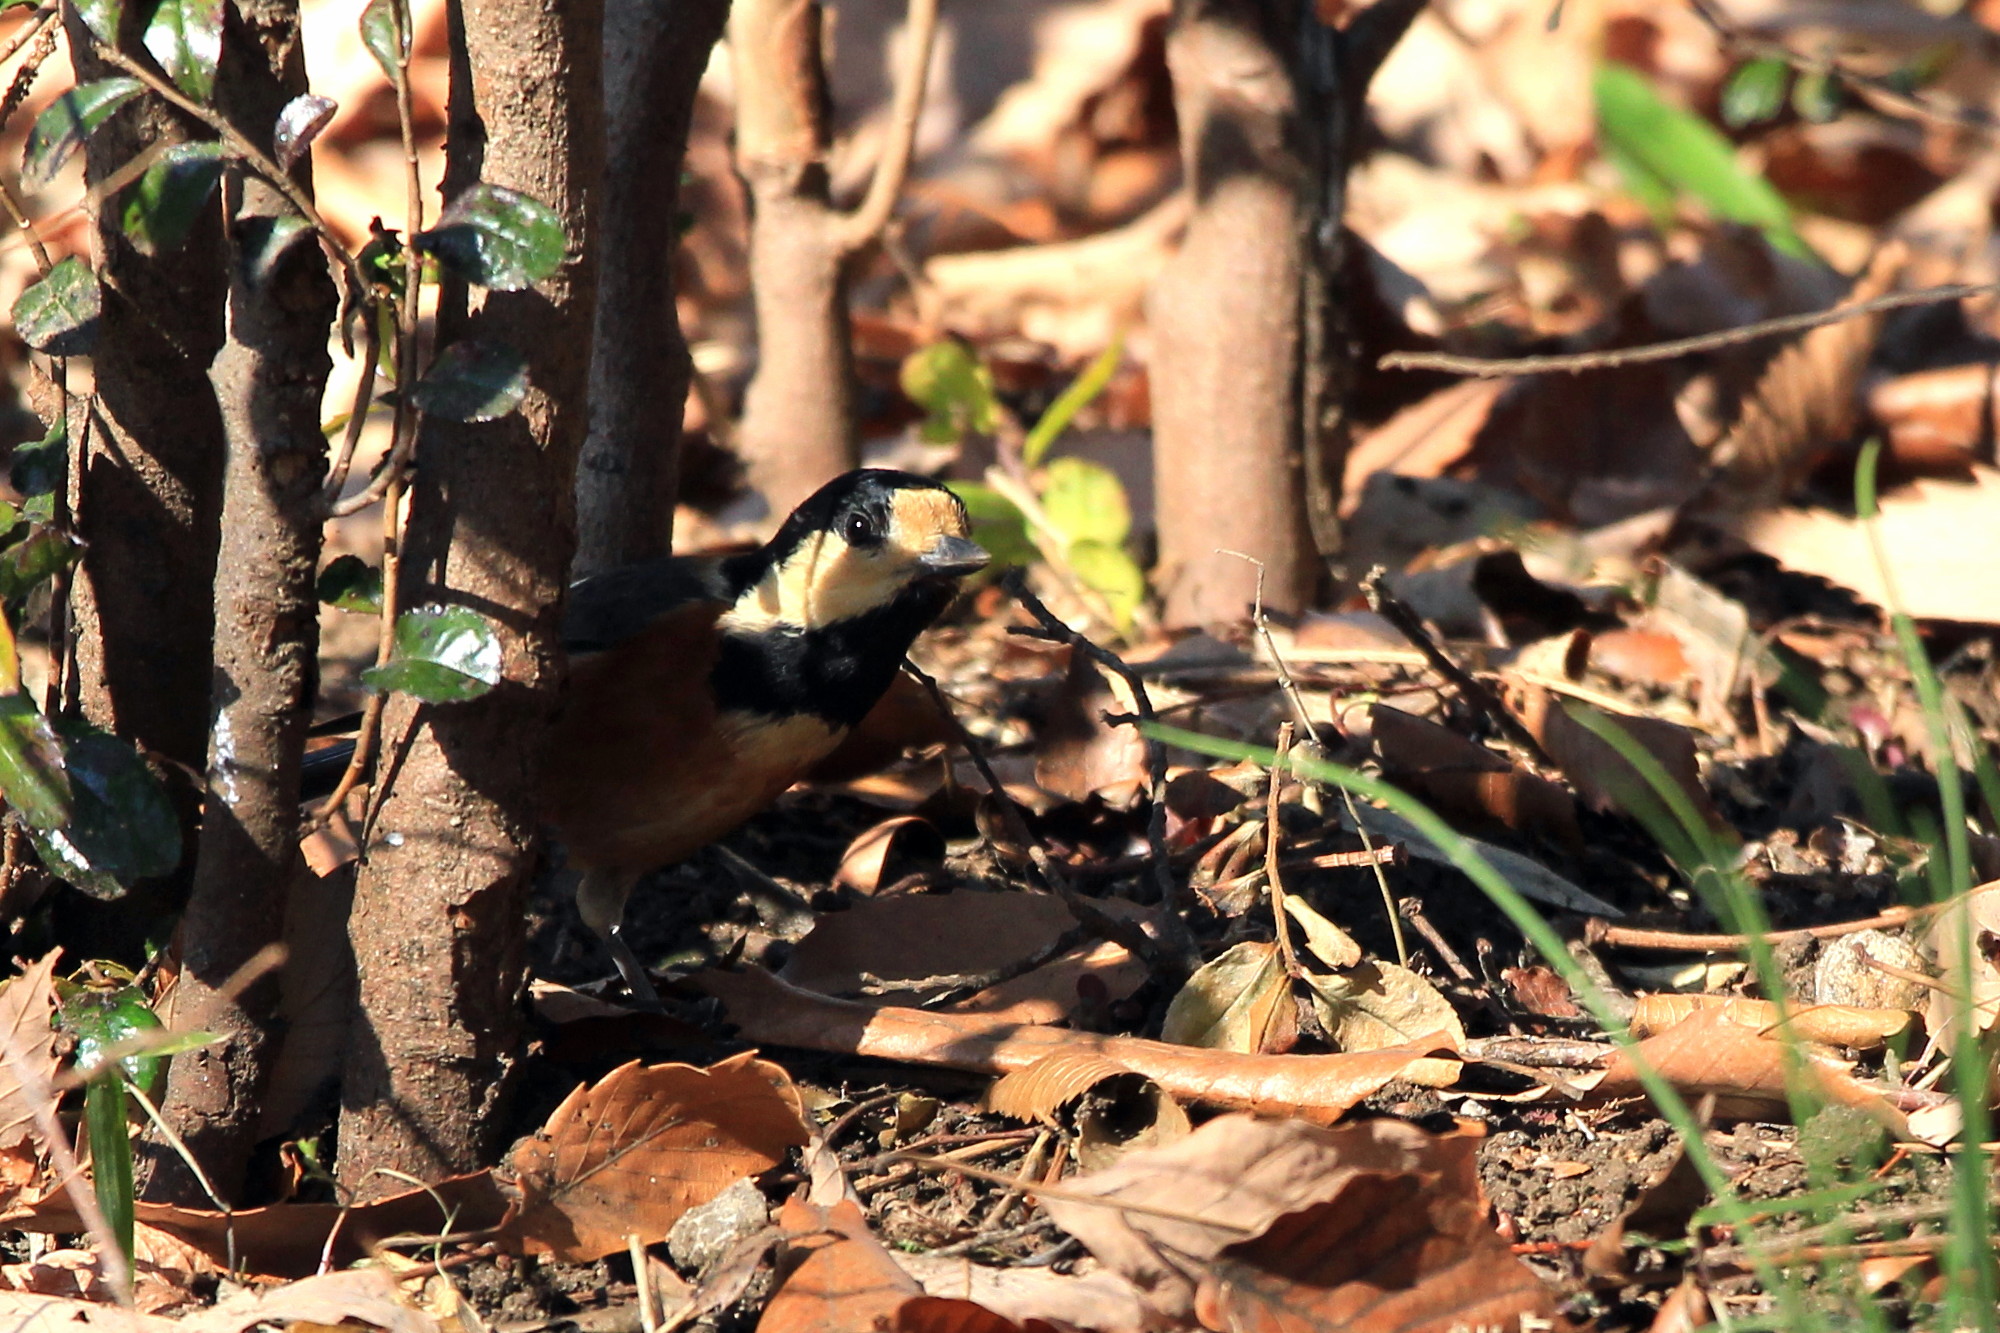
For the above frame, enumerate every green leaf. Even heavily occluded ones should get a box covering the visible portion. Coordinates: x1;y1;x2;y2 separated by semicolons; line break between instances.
141;0;222;99
117;141;224;256
0;692;70;830
408;340;529;421
11;415;65;501
1039;456;1129;547
236;213;314;286
273;94;337;171
361;605;503;702
26;724;180;898
1791;67;1843;123
0;523;81;602
900;341;997;443
317;554;383;614
1595;61;1811;260
12;257;101;356
1065;540;1145;631
62;985;165;1093
358;0;408;82
1720;57;1788;129
83;1078;133;1266
416;183;565;291
73;0;121;46
947;481;1036;569
1022;337;1122;468
22;78;143;190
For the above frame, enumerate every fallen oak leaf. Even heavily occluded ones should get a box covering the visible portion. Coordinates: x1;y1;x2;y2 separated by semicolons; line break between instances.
694;966;1461;1123
761;1198;923;1333
506;1052;811;1260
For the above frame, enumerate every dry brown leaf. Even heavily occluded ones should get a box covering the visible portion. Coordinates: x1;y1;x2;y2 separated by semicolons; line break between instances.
1282;895;1362;972
1920;881;2000;1042
0;952;62;1160
507;1053;811;1260
1587;628;1694;688
1706;244;1905;507
984;1052;1191;1170
891;1296;1059;1332
1038;1114;1557;1329
1033;655;1149;806
760;1197;922;1333
696;967;1460;1123
779;890;1147;1024
1630;994;1911;1048
1521;688;1730;836
1160;941;1295;1054
1;1173;507;1278
1868;362;1997;474
894;1255;1146;1333
1302;959;1468;1057
1721;466;2000;624
831;816;946;895
1343;378;1509;505
1592;1007;1907;1130
1501;965;1581;1018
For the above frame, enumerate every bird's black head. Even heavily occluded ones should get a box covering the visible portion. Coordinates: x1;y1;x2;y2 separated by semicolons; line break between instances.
725;470;989;634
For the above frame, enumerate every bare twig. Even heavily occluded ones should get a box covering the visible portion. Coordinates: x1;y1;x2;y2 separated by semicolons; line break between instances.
1585;902;1936;952
1361;566;1555;769
320;297;385;507
833;0;940;254
1266;724;1303;979
1379;283;1998;378
0;7;57;72
1399;896;1517;1035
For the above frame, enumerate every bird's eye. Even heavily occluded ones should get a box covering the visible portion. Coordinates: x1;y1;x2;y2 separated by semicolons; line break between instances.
841;511;881;547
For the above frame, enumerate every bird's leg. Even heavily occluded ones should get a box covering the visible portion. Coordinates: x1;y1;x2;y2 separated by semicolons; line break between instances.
575;865;660;1009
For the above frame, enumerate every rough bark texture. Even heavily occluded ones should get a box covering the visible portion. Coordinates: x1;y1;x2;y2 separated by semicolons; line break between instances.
57;17;227;959
573;0;728;579
731;0;857;516
143;0;338;1205
1147;0;1314;627
337;0;602;1195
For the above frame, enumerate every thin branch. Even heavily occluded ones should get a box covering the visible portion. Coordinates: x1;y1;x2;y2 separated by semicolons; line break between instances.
1266;724;1303;979
319;313;384;508
0;7;57;72
87;41;366;297
832;0;939;255
1379;282;1999;377
1586;902;1937;952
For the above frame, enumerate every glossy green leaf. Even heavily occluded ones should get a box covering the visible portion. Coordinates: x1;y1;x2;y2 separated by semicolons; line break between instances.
11;415;65;501
1022;336;1122;468
947;481;1036;570
73;0;121;45
22;79;143;190
1791;67;1843;123
62;985;165;1093
12;257;101;356
1039;456;1129;547
409;339;529;421
236;213;315;286
0;693;70;830
317;555;383;614
1065;539;1145;631
142;0;222;99
273;94;337;171
359;0;408;81
361;605;503;702
416;183;565;291
1595;61;1810;260
0;523;81;602
25;724;180;898
1720;57;1788;129
901;341;997;443
83;1078;133;1264
118;141;224;256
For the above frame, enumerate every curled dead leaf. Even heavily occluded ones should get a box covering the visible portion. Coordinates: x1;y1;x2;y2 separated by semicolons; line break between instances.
984;1052;1191;1169
833;816;946;895
1630;993;1910;1049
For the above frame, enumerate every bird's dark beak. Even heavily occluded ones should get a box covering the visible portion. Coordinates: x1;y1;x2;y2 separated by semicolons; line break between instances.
920;534;990;577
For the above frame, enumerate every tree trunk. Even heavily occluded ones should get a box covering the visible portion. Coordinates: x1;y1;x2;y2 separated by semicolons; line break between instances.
731;0;856;517
1147;0;1313;627
337;0;602;1195
573;0;728;578
144;0;338;1205
57;16;227;961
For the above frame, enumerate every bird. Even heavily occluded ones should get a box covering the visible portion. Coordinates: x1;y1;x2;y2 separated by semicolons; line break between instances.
309;469;989;1002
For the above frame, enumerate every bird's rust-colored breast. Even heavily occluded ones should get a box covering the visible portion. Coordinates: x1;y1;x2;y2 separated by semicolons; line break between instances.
539;599;844;873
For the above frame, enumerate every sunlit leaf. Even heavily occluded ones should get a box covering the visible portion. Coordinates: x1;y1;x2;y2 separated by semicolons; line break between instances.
0;692;70;831
947;481;1036;569
1160;941;1291;1053
317;555;384;614
358;0;409;81
12;258;101;356
416;183;565;290
22;78;142;190
361;605;503;702
26;724;179;899
1719;57;1788;129
1022;336;1122;468
408;339;529;421
1040;456;1129;547
61;984;166;1094
0;523;82;602
118;141;224;255
1066;539;1145;631
142;0;222;99
273;94;337;170
1595;61;1810;260
236;213;314;285
73;0;120;45
1791;67;1843;123
901;340;997;443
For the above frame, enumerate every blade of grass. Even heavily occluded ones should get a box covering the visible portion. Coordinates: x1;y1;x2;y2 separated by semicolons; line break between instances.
1021;335;1122;469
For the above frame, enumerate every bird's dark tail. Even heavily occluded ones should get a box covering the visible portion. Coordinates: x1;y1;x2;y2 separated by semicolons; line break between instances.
301;711;363;799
